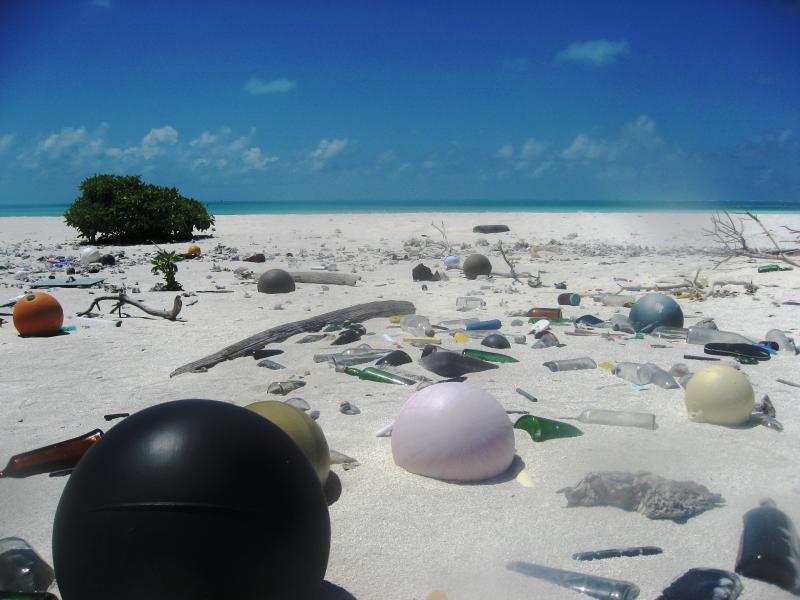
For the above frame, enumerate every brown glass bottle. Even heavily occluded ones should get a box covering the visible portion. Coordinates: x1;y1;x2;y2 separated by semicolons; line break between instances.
0;429;103;478
526;307;562;319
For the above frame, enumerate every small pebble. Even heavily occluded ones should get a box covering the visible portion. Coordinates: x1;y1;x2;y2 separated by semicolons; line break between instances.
284;397;310;411
340;401;361;415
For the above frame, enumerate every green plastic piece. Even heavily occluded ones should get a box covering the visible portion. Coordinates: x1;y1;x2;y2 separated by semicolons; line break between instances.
514;415;583;442
461;349;519;363
343;366;416;385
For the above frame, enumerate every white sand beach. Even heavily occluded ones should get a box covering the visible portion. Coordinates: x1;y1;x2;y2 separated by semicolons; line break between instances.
1;211;799;599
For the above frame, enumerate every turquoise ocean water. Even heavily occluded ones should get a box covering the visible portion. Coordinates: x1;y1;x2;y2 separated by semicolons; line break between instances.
0;198;798;217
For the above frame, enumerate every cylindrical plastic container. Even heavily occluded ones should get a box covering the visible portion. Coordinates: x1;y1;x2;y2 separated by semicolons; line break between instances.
557;293;581;306
687;327;754;345
543;357;597;372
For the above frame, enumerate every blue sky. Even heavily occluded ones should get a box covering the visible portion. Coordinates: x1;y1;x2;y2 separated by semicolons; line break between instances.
0;0;798;206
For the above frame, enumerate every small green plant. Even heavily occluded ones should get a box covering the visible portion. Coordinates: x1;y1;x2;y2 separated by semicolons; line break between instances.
151;250;183;291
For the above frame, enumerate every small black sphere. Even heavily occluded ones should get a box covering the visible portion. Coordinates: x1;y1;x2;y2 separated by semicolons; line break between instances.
481;333;510;349
463;254;492;280
52;399;330;600
258;268;296;294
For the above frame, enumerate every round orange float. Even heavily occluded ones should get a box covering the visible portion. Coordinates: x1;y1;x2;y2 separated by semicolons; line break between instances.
13;291;64;337
187;244;201;257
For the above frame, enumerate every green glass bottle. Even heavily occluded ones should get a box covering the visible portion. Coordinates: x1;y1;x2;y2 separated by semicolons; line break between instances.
514;415;583;442
343;366;416;385
461;349;519;363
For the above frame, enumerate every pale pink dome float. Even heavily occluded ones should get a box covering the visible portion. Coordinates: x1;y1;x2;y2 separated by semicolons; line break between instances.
391;382;515;482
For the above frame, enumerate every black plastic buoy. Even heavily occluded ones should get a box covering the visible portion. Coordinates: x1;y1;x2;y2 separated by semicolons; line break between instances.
52;399;330;600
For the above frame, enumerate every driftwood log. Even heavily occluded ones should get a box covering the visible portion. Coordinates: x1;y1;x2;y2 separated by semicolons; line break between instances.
289;271;361;286
78;294;182;320
170;299;415;377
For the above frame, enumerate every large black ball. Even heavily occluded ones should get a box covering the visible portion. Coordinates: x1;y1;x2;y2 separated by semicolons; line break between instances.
53;399;330;600
258;268;296;294
462;254;492;280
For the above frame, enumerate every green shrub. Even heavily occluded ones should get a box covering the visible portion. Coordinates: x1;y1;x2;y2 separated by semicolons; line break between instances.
64;174;215;243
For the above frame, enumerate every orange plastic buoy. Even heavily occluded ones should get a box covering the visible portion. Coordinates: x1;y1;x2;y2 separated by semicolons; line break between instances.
187;244;201;257
13;292;64;337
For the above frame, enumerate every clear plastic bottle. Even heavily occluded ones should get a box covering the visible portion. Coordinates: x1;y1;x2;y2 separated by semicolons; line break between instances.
543;357;597;372
612;362;678;389
651;326;689;340
313;344;392;364
686;327;754;345
565;409;656;430
0;538;54;593
507;561;640;599
399;314;434;337
765;329;797;353
595;294;637;307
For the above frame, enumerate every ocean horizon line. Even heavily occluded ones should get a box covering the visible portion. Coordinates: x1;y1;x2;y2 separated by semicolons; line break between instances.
0;197;798;217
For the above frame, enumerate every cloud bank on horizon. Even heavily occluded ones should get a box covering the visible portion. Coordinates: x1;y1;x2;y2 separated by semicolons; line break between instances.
0;1;797;205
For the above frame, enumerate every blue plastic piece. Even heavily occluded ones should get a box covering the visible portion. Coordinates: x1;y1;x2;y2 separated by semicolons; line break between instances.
465;319;501;331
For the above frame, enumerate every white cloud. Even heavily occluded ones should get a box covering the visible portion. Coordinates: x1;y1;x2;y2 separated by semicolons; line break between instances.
244;77;296;95
186;127;276;172
241;147;277;171
496;138;548;175
496;144;514;159
556;39;630;65
139;126;178;159
0;133;16;153
309;138;348;169
562;134;612;160
34;124;111;166
92;0;112;8
519;138;546;160
563;116;660;161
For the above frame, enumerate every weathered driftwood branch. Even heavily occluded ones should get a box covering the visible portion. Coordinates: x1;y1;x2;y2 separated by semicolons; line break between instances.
170;299;416;377
289;271;361;286
430;221;453;255
78;294;182;320
496;241;520;283
704;210;800;268
614;269;757;300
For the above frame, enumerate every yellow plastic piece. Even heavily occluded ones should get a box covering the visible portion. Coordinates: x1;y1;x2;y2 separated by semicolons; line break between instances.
453;332;470;343
187;244;201;256
388;315;402;323
598;361;614;370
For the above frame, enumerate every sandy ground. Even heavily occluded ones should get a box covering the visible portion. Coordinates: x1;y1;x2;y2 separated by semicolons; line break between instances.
1;211;799;599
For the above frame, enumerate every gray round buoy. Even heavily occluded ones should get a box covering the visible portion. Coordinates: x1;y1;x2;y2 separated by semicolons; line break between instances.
628;293;684;333
258;269;296;294
463;254;492;280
